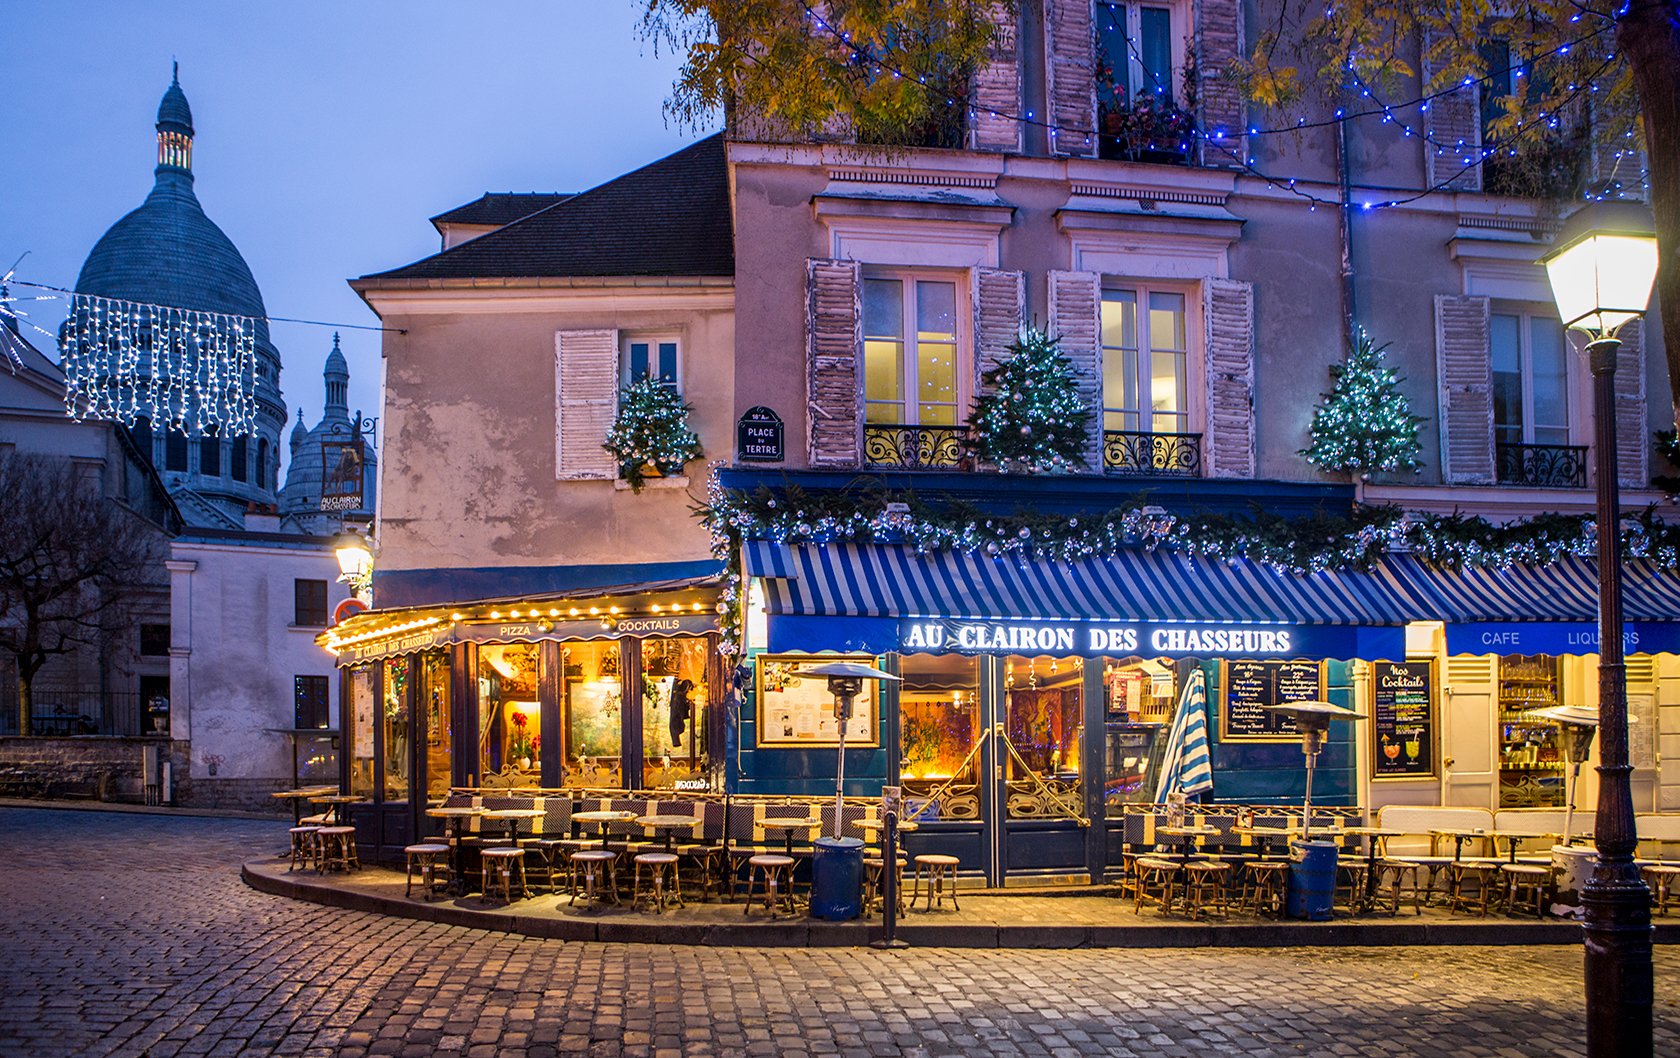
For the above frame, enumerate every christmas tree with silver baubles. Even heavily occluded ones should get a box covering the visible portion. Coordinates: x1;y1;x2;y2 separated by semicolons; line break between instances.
1302;329;1424;476
967;327;1093;474
603;376;704;491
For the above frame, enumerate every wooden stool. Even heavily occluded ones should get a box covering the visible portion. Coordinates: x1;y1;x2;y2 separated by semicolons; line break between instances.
288;826;321;871
743;854;796;917
678;842;726;902
1375;859;1425;916
1133;857;1180;915
911;854;961;911
550;839;603;896
403;843;451;898
863;854;908;916
1501;863;1550;918
315;826;359;873
632;852;684;912
1447;862;1501;916
1242;860;1290;917
1642;864;1679;916
569;850;619;908
1336;858;1370;913
1182;861;1230;920
479;847;526;903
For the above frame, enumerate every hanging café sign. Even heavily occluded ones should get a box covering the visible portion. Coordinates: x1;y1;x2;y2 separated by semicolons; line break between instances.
896;618;1393;660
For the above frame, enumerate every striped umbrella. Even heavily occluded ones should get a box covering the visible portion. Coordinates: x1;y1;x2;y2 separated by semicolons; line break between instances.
1158;668;1214;799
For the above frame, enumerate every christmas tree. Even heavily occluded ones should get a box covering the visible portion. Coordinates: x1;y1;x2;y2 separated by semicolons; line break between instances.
1302;330;1424;476
603;377;704;491
967;328;1093;474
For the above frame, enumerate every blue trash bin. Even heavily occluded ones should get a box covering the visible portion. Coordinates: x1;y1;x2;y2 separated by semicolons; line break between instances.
810;836;865;921
1286;839;1338;921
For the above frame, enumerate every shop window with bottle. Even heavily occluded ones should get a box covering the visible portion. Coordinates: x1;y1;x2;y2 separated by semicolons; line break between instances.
479;644;541;787
420;652;452;803
381;658;409;802
1499;654;1567;807
1101;656;1178;816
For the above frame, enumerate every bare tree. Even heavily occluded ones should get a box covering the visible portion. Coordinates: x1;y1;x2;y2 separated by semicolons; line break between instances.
0;452;162;734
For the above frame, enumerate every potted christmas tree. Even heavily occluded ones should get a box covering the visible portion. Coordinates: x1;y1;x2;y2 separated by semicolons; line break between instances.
603;377;704;491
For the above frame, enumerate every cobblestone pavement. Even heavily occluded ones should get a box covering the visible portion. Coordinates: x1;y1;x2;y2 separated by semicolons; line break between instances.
0;807;1676;1058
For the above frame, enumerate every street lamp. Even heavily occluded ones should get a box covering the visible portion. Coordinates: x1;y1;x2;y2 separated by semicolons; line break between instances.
333;527;375;603
1537;198;1659;1057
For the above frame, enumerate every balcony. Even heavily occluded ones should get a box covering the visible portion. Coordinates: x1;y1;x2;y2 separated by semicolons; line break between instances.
1103;431;1202;476
1495;442;1588;489
863;424;972;471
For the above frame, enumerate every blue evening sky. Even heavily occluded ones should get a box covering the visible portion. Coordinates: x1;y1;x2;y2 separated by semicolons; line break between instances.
1;1;705;461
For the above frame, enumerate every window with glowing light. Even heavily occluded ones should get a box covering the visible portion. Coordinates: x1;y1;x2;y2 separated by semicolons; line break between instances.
479;644;541;783
863;272;965;427
1101;285;1190;435
1101;657;1180;816
898;654;982;820
562;641;623;789
641;637;710;789
348;665;376;798
420;651;453;802
381;658;409;801
1002;655;1085;820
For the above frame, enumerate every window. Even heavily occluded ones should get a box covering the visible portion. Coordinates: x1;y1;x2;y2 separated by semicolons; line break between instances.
863;272;963;427
1491;310;1570;446
1478;39;1585;198
479;644;541;782
1101;285;1189;434
294;579;329;627
199;427;221;477
562;641;623;789
898;654;981;819
165;430;188;472
382;658;409;801
641;637;710;790
139;623;171;657
257;439;270;489
420;652;452;801
294;675;330;729
230;435;248;483
621;334;680;389
348;665;376;797
1095;2;1189;162
128;417;154;465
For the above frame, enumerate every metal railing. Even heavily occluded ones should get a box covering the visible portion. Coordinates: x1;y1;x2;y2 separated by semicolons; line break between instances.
0;691;152;737
1103;431;1203;476
1496;442;1588;488
862;424;971;470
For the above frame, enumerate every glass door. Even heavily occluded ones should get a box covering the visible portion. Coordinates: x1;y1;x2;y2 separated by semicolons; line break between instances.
996;654;1091;878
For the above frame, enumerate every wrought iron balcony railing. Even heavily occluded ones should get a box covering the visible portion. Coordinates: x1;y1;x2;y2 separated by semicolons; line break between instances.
1103;431;1202;476
862;424;971;471
1495;442;1588;488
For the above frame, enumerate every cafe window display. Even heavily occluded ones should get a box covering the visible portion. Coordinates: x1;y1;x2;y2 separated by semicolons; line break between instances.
563;641;623;788
641;637;709;789
898;654;982;819
479;644;541;786
381;657;408;801
1103;658;1177;814
348;664;376;797
420;652;453;802
1499;654;1567;807
1003;655;1085;820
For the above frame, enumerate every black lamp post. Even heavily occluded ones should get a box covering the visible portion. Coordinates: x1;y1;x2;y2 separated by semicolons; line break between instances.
1538;199;1659;1057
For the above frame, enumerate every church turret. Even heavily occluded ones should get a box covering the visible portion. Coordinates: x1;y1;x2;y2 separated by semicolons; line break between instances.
156;63;193;176
290;408;308;451
324;333;349;414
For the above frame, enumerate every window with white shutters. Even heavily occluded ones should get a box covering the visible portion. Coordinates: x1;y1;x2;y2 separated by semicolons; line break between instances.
1201;278;1254;478
1434;295;1495;484
806;258;863;468
554;329;620;481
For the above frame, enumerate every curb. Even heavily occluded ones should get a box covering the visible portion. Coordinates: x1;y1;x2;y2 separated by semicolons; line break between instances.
0;797;285;821
242;862;1679;950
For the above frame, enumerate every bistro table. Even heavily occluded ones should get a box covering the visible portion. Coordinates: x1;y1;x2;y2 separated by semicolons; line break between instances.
760;817;823;856
1342;826;1405;908
1491;830;1558;864
1231;825;1294;860
857;819;919;841
308;794;365;826
482;808;543;847
1430;827;1490;862
425;805;486;896
271;786;336;826
638;814;702;854
573;810;638;846
1156;825;1221;915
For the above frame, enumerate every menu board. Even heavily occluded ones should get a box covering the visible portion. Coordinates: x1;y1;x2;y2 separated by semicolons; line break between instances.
755;653;880;748
1219;659;1323;741
1629;693;1657;771
1371;660;1436;780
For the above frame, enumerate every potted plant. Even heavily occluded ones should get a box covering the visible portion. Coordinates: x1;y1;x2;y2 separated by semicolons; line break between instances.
603;377;704;491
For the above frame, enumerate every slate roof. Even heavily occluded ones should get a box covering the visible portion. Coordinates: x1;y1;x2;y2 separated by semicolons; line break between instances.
362;134;733;282
429;193;574;229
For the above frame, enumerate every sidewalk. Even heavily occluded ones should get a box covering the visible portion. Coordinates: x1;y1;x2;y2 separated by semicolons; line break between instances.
242;854;1680;950
0;795;284;821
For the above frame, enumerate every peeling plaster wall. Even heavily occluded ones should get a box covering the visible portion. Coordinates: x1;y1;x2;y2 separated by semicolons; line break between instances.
370;292;734;575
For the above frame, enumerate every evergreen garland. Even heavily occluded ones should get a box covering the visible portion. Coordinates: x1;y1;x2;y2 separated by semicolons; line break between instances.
967;328;1093;473
1302;330;1424;476
603;377;703;492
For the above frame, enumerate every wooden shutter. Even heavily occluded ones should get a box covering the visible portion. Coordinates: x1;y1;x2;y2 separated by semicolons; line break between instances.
1048;270;1103;467
1422;40;1482;193
554;329;619;481
1613;319;1650;488
972;268;1025;393
807;258;862;468
1194;0;1244;164
1203;278;1256;478
1044;0;1095;158
1433;295;1494;484
970;2;1022;153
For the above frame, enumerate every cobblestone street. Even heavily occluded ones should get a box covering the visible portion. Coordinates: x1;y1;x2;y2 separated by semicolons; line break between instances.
0;807;1675;1058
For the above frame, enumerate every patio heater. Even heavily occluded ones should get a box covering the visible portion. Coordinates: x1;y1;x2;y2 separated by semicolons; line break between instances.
797;661;902;837
1262;700;1367;840
1533;704;1637;846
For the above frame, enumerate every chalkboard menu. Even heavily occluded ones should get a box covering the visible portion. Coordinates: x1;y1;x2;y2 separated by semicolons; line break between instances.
1219;659;1325;741
1371;660;1436;779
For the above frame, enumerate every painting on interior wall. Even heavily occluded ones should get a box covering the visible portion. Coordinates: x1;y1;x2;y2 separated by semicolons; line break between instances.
755;653;880;748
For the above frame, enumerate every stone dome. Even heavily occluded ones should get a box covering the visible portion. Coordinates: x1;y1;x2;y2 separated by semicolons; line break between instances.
156;65;193;134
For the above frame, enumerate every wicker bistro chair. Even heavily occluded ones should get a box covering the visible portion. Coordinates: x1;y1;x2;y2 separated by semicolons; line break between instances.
671;801;727;901
288;825;322;871
1133;856;1181;915
1374;858;1427;916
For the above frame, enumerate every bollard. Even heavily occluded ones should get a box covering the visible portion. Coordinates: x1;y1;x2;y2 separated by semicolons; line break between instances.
871;807;909;949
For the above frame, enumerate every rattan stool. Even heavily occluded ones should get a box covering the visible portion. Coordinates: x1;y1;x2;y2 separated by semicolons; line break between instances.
1183;861;1230;920
632;851;684;912
403;843;451;899
1242;860;1290;917
863;853;908;916
1447;861;1501;916
288;825;321;871
1336;857;1371;913
743;854;796;917
315;826;359;873
911;854;961;911
1642;864;1679;916
569;849;619;908
1375;858;1425;916
479;847;526;903
1501;863;1549;918
1133;857;1181;915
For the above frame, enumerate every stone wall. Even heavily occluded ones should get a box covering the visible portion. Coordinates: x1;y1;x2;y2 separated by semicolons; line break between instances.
0;736;191;803
189;777;291;813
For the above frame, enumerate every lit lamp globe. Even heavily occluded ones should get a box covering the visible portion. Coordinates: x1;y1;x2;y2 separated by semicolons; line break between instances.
1539;200;1659;339
333;530;374;599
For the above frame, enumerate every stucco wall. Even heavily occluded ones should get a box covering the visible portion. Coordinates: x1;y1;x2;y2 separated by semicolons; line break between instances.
364;284;734;577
